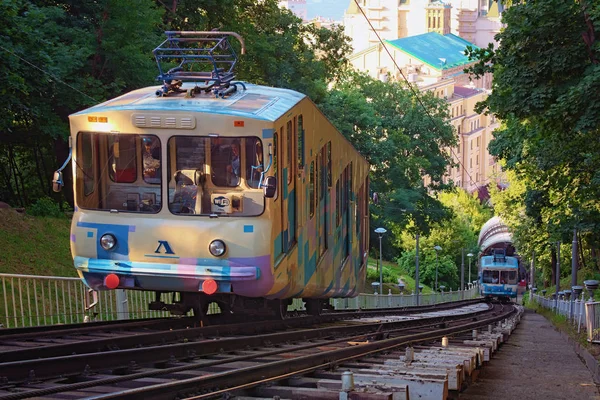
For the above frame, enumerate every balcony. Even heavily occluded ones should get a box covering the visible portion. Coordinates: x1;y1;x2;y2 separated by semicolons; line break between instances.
367;11;384;20
459;24;476;33
458;11;478;22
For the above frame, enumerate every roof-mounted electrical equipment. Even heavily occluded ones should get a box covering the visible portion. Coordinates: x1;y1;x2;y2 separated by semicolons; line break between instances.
153;31;246;98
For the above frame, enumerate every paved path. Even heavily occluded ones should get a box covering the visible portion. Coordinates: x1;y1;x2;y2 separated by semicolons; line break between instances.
462;309;600;400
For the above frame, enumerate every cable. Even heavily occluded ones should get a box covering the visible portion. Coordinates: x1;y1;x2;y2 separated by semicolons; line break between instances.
352;0;481;190
0;45;100;104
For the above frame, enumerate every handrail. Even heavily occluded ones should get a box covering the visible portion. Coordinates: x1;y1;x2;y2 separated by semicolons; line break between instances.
0;272;80;281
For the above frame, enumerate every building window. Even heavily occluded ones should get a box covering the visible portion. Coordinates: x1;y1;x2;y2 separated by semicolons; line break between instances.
477;137;480;147
476;154;479;165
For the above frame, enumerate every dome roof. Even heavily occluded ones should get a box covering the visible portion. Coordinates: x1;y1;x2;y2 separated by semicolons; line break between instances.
478;216;513;254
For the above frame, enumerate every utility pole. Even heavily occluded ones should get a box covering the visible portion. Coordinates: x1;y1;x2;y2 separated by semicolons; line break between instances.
555;241;561;310
415;233;420;306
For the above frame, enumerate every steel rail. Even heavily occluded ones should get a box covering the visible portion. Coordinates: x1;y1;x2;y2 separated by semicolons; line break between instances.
0;316;175;337
0;298;481;362
0;317;195;340
87;305;517;400
0;303;501;400
0;297;480;338
0;303;490;384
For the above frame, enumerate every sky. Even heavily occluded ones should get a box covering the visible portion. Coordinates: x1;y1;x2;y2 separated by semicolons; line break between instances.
306;0;348;21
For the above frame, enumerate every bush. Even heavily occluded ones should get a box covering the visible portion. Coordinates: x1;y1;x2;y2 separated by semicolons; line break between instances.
382;266;399;284
366;267;379;281
28;197;63;218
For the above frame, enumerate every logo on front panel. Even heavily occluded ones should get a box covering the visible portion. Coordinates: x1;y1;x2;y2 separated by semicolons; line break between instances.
213;196;230;207
155;240;175;255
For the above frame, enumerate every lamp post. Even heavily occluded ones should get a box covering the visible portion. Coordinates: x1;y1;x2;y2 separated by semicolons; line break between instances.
415;233;420;305
467;253;474;285
461;248;465;299
374;227;387;295
434;246;442;291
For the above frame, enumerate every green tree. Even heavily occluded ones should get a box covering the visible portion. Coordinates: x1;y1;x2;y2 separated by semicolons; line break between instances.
164;0;351;102
319;72;457;257
465;0;600;279
396;189;491;289
0;0;164;208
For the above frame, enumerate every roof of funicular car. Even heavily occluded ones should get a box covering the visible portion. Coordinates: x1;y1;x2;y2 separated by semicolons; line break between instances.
71;83;306;122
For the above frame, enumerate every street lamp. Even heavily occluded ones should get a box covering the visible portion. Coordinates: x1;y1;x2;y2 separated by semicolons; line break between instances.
434;245;442;291
467;253;474;284
374;227;387;295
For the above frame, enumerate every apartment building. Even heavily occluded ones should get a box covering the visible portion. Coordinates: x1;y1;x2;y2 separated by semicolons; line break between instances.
348;32;501;192
344;0;504;53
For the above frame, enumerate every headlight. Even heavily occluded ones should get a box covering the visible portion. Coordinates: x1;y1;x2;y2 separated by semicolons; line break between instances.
209;240;226;256
100;234;117;250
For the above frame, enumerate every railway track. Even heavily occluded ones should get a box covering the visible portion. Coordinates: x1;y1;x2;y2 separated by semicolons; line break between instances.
0;300;517;399
0;298;480;362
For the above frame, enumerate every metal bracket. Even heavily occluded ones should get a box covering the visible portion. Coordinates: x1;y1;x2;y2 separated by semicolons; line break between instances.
84;288;98;311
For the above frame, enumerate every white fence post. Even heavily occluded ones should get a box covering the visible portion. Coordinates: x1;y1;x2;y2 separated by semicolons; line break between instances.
116;289;129;320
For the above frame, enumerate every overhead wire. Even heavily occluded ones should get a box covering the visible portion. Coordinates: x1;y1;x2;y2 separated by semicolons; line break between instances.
352;0;481;191
0;44;100;104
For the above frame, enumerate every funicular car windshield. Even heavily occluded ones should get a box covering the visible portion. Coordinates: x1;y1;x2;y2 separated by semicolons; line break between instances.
75;133;266;216
75;132;162;213
167;136;265;216
482;269;518;284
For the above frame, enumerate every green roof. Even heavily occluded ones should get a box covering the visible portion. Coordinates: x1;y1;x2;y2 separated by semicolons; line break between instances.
386;32;478;71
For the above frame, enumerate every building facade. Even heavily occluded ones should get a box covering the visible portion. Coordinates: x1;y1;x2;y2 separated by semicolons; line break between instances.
279;0;308;21
344;0;504;53
348;32;501;192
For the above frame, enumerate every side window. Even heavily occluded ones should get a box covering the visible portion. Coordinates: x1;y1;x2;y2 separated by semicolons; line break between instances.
327;141;332;187
287;120;292;184
335;178;340;226
309;161;315;218
273;133;278;201
80;133;95;196
108;135;137;183
297;115;304;170
319;147;326;201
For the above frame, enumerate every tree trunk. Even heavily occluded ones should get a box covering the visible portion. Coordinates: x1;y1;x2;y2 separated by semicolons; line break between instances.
578;231;587;270
0;148;16;204
8;144;25;207
38;140;52;197
551;246;557;286
32;139;47;196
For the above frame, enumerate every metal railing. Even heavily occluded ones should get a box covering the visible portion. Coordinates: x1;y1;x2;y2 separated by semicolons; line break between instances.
531;293;596;341
0;272;479;328
330;285;480;310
